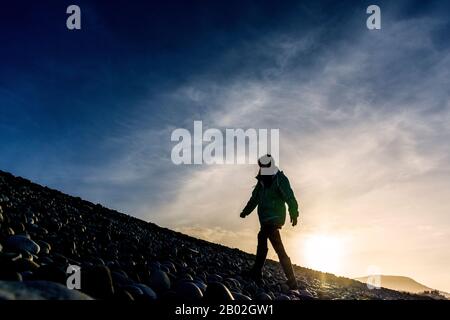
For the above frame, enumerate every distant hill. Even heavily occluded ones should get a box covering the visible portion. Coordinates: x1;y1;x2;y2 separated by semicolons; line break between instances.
355;275;448;298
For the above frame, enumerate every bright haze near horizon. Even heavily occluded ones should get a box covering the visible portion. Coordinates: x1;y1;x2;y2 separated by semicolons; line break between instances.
1;1;449;292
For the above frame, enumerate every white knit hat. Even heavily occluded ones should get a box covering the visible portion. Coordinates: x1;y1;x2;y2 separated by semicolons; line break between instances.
258;154;279;176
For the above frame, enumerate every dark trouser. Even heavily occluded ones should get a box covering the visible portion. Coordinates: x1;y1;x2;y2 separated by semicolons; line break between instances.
251;224;297;288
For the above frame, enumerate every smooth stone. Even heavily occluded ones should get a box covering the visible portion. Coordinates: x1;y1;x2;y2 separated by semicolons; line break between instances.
276;294;291;300
255;292;273;300
25;216;35;225
133;283;158;301
160;265;170;273
193;280;207;292
224;279;237;291
81;265;115;299
204;282;235;302
38;227;48;235
36;240;51;255
161;261;176;274
207;274;223;283
12;222;26;234
232;292;252;301
0;280;92;300
296;289;315;300
225;278;241;289
111;271;134;287
148;269;171;294
5;235;40;255
173;281;203;301
122;285;144;299
20;250;34;261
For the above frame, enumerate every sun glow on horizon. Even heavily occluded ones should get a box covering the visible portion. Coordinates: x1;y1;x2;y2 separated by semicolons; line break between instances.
303;234;344;274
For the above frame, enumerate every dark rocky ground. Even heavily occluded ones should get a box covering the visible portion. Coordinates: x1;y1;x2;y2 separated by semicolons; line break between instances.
0;170;430;300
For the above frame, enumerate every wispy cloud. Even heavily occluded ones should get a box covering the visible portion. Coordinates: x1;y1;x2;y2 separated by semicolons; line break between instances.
2;1;449;292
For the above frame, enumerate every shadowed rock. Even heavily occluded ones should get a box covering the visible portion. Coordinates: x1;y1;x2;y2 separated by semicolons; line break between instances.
204;282;235;302
0;281;92;300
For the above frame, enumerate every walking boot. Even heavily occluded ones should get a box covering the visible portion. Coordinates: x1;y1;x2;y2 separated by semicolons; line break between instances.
243;247;268;284
280;256;298;290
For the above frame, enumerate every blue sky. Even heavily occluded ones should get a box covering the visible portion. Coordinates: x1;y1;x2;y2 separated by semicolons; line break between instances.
1;1;450;291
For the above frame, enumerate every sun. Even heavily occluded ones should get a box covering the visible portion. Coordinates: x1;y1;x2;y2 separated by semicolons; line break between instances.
303;234;343;274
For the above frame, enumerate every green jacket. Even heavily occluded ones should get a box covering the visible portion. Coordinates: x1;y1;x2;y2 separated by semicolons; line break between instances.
241;171;299;226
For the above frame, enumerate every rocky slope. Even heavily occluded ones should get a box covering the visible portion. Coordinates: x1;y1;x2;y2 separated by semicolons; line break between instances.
0;170;429;300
